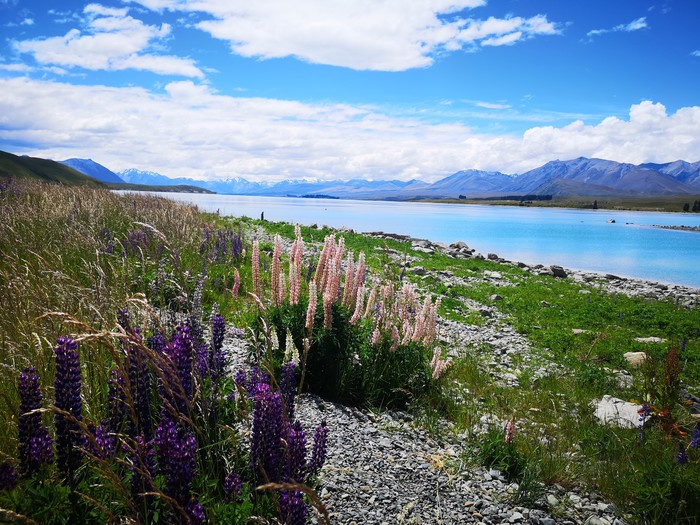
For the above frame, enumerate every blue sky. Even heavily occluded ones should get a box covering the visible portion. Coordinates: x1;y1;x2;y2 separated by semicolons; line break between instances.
1;0;699;182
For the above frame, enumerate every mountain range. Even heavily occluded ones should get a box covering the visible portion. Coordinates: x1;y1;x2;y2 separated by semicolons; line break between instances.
117;157;700;199
2;149;699;200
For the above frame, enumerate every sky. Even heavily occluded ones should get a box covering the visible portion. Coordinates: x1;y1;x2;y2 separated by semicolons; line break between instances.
0;0;699;182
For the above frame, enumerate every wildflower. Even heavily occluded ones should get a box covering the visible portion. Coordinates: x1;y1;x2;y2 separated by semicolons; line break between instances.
252;239;261;301
505;416;516;445
286;420;308;483
280;361;297;420
165;325;194;413
232;267;240;299
209;312;226;380
677;442;689;465
637;403;652;440
308;420;329;477
129;433;156;517
279;490;307;525
18;367;54;476
323;289;334;330
305;282;317;332
691;425;700;449
155;416;200;521
0;463;17;491
54;336;85;480
271;234;282;306
430;347;451;380
223;470;243;504
250;384;285;484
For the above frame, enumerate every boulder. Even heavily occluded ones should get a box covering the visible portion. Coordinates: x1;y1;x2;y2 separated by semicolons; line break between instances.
623;352;648;367
550;265;568;278
590;395;641;429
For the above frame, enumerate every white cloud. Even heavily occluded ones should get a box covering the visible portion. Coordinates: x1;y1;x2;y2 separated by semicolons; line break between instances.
587;16;648;38
12;4;203;78
128;0;560;71
0;63;33;72
0;78;697;181
692;50;700;57
474;101;511;110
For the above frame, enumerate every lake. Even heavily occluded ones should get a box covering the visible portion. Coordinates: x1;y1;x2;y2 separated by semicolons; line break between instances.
132;193;700;288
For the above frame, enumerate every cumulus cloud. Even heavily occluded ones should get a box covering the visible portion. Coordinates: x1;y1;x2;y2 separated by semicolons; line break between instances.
0;78;697;181
587;16;648;38
127;0;560;71
12;4;203;77
692;50;700;57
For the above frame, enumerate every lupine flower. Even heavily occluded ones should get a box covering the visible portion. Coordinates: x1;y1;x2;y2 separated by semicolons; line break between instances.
187;498;205;525
305;282;317;332
209;312;227;381
54;336;85;480
0;463;17;491
504;416;516;445
232;268;241;299
223;470;243;504
129;433;156;516
637;403;652;440
279;490;307;525
252;239;261;300
155;416;199;520
250;384;284;484
323;289;334;330
308;420;329;477
691;425;700;449
430;347;452;380
286;420;308;483
127;335;154;441
677;442;689;465
18;367;54;476
165;325;194;413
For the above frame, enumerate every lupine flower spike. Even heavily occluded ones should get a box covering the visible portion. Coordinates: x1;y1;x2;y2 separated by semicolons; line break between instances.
505;416;516;445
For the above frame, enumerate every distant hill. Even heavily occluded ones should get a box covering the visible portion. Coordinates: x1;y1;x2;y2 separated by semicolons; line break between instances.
59;158;125;183
0;150;105;187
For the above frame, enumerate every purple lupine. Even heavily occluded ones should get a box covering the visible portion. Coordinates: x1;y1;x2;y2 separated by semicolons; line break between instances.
106;368;127;433
286;420;307;483
308;420;329;477
223;470;243;504
127;333;153;442
88;422;117;460
54;336;85;480
18;367;54;476
280;361;297;420
0;463;17;491
250;383;285;484
279;490;307;525
677;442;689;465
155;416;199;522
209;313;226;381
165;325;194;413
691;425;700;449
129;433;156;521
186;498;205;525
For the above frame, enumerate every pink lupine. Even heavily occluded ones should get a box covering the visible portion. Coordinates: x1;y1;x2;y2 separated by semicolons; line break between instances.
271;235;282;306
430;347;451;380
364;286;378;319
289;261;300;305
314;235;334;286
349;285;365;325
351;253;366;303
341;251;355;308
504;416;516;445
323;289;334;330
371;327;381;346
390;325;400;352
277;272;286;306
252;239;261;301
232;267;240;299
305;282;317;332
401;319;413;346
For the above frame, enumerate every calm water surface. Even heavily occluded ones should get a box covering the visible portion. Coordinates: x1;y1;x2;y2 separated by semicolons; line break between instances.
139;193;700;288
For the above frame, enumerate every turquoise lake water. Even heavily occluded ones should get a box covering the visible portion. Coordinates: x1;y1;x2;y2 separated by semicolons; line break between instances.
138;193;700;288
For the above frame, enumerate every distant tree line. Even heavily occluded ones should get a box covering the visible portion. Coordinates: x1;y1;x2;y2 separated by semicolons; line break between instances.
682;200;700;212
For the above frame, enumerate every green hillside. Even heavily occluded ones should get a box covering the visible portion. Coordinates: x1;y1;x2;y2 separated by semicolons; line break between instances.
0;150;105;187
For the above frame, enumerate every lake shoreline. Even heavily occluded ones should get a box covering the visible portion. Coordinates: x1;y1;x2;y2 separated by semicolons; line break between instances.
360;229;700;303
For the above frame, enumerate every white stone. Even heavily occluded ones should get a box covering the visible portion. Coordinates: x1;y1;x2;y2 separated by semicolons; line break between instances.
634;336;667;344
623;351;648;367
590;395;641;429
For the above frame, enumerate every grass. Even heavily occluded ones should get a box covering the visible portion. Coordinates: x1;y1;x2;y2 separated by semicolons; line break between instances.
1;179;699;524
